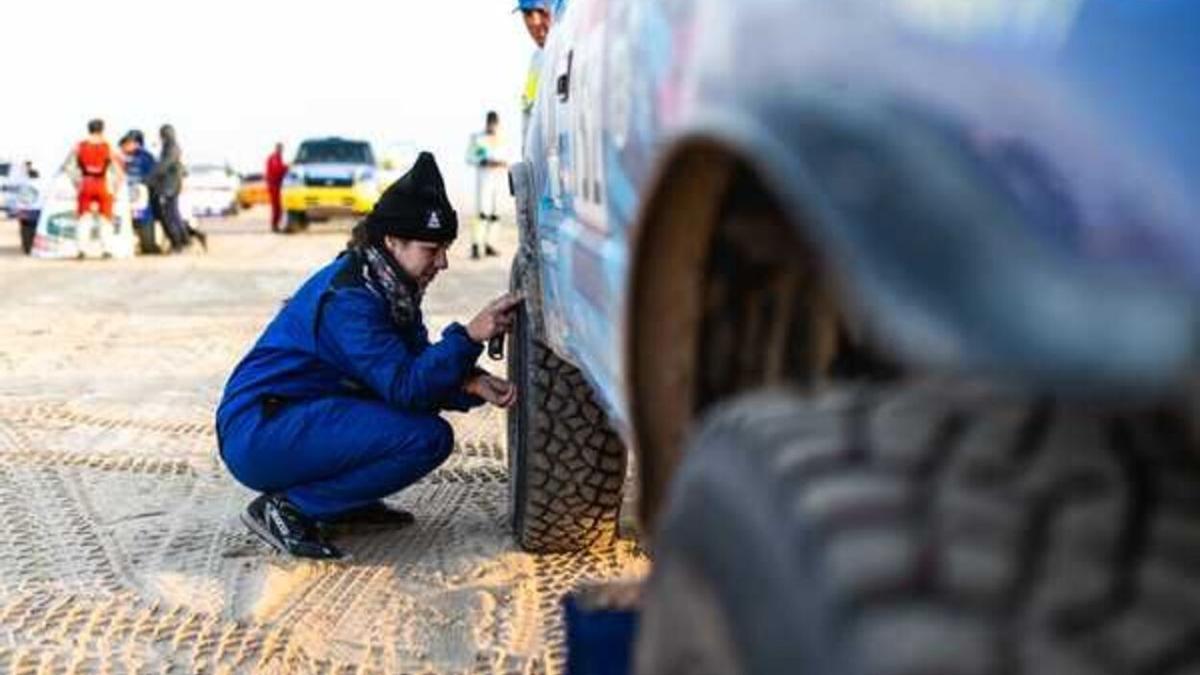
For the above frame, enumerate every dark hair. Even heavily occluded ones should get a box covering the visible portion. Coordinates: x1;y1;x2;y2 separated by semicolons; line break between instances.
486;111;499;125
87;119;104;134
348;220;377;249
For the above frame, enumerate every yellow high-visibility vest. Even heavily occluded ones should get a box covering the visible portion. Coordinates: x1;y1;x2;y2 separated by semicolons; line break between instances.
522;49;544;115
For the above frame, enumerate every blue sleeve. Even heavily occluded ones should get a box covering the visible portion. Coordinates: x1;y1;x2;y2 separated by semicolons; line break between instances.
444;389;486;412
397;316;485;411
316;290;483;412
442;365;489;412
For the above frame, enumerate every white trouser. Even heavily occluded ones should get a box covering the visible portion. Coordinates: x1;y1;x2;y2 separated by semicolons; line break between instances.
76;211;117;257
472;167;505;247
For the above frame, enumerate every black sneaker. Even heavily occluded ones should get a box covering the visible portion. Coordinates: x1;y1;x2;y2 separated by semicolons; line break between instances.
241;494;346;560
471;244;481;260
322;501;415;530
485;245;500;257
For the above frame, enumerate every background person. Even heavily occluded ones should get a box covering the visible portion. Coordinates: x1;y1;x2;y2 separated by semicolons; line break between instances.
516;0;553;145
145;125;189;252
120;130;161;254
265;143;288;233
465;111;507;259
65;118;124;259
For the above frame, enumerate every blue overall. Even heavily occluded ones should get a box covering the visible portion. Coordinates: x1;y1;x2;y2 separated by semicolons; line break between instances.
215;252;484;519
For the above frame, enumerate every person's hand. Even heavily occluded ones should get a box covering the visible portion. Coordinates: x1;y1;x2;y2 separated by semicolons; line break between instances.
466;293;523;343
466;373;518;408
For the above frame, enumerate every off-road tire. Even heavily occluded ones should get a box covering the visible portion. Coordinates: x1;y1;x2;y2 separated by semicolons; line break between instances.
636;382;1200;675
507;291;627;553
285;210;308;233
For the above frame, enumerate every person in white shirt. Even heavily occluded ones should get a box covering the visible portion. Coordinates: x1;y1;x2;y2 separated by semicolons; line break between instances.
465;111;508;260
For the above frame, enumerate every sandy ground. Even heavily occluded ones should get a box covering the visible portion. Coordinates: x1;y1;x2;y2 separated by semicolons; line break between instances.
0;211;647;674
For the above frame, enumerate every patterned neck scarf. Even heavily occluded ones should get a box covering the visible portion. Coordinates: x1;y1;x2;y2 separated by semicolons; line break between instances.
357;242;423;328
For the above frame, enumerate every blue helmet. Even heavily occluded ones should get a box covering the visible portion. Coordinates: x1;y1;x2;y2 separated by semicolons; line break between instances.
514;0;549;12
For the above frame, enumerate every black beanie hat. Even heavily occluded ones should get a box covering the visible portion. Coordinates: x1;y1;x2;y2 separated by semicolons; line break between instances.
364;151;458;243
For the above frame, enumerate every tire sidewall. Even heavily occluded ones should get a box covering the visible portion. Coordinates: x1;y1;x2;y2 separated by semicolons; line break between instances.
641;429;833;675
508;263;535;536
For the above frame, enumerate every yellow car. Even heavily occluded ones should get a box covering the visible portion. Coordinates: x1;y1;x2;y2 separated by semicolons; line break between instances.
237;173;269;209
281;137;380;230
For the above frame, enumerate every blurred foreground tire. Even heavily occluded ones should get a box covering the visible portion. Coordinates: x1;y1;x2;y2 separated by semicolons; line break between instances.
507;273;627;553
636;383;1200;675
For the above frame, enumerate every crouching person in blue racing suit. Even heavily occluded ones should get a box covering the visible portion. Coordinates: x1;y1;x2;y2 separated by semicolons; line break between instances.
216;152;520;560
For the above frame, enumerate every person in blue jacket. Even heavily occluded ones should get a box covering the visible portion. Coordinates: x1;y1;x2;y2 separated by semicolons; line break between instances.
216;152;521;560
119;130;161;253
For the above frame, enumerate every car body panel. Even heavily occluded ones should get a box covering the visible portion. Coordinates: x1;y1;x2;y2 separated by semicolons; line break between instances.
237;173;269;208
282;140;380;217
281;185;376;217
0;161;15;217
30;169;135;259
185;164;240;218
522;0;1200;437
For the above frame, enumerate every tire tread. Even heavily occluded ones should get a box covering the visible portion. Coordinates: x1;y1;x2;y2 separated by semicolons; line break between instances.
509;308;626;553
640;383;1200;675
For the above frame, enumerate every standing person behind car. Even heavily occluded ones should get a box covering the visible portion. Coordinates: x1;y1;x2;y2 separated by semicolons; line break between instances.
516;0;553;146
120;130;161;254
216;152;521;560
465;111;508;260
64;118;125;259
265;143;288;233
145;124;190;252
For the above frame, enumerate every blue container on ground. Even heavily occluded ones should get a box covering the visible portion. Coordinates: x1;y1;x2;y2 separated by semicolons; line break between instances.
563;590;639;675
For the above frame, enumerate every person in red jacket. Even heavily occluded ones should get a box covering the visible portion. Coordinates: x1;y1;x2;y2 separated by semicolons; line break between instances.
265;143;288;232
68;119;124;258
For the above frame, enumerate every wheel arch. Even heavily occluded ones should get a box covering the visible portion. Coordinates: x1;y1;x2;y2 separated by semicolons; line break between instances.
623;111;869;532
625;97;1200;532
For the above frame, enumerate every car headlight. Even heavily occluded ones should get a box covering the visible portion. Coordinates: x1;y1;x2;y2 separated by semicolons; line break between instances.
356;169;376;187
283;169;304;187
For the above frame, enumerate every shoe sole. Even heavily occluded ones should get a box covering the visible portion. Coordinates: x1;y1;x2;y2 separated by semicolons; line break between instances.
240;509;288;554
240;510;351;562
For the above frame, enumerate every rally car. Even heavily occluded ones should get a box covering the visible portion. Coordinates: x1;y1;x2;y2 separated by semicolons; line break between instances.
509;0;1200;672
185;163;240;218
30;164;135;259
281;137;380;231
236;172;269;209
0;159;16;217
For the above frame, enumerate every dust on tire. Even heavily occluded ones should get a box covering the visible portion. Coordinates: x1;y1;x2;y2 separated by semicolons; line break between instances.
508;287;627;553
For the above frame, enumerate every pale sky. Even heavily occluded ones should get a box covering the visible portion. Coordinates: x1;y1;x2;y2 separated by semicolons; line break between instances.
1;0;533;198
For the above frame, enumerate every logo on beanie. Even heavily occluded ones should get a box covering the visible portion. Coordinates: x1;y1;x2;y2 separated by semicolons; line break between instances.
427;212;442;230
